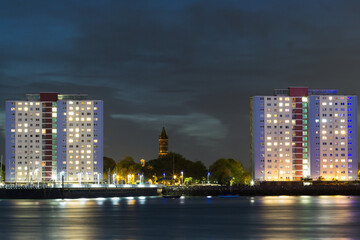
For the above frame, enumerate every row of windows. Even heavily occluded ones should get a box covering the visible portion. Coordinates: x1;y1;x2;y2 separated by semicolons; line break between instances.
11;102;41;106
64;160;95;165
259;97;290;101
66;101;99;105
260;108;291;112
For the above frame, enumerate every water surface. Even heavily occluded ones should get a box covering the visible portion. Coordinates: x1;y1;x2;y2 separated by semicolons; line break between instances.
0;196;359;239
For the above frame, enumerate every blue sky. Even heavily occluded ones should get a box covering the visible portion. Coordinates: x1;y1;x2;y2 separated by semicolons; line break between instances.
1;0;360;168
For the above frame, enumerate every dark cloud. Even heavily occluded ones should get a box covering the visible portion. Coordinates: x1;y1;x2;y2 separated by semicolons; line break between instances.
1;0;360;168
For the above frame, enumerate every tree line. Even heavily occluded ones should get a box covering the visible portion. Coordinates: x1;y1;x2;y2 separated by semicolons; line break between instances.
103;152;251;185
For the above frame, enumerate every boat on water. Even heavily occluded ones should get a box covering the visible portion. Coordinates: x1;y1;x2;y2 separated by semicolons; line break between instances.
163;195;182;199
218;194;239;198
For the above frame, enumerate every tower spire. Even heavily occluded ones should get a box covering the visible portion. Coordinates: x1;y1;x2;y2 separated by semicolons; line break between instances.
159;126;168;156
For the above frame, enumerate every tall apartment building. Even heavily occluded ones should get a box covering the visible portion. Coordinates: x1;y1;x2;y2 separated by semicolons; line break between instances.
251;87;357;181
6;93;103;183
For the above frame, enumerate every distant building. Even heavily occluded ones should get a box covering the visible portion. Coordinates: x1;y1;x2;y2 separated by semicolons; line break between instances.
251;87;357;181
159;127;168;156
6;92;103;183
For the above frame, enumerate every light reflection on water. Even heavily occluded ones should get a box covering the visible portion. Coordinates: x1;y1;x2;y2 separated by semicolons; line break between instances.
0;196;359;239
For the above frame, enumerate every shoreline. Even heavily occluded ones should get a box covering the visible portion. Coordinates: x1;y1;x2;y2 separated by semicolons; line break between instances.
2;185;360;199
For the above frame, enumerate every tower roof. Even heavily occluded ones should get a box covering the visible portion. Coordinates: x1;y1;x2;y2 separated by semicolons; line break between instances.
159;127;168;139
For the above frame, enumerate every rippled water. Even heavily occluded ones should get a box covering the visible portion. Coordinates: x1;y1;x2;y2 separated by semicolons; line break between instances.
0;196;359;239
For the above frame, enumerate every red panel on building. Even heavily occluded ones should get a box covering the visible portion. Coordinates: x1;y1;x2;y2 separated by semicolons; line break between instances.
295;131;303;136
43;103;52;107
40;93;58;102
289;87;308;96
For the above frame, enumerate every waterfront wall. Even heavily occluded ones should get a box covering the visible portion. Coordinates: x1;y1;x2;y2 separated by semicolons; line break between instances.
163;185;360;196
0;187;161;199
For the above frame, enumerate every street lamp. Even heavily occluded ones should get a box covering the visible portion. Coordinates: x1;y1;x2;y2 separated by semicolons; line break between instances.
113;173;116;185
173;175;177;185
85;171;90;183
181;171;184;185
59;171;65;187
77;172;83;185
34;168;39;188
97;173;101;185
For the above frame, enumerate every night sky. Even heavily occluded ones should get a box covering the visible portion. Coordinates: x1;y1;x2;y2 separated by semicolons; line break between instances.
1;0;360;169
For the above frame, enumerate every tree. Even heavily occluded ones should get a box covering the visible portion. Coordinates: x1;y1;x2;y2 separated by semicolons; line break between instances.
209;158;247;185
0;163;4;183
113;156;141;184
144;152;207;184
103;157;116;182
